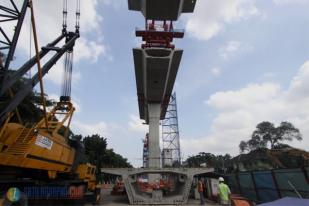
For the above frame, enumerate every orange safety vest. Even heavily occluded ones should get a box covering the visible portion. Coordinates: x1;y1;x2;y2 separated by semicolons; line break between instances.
232;199;250;206
198;181;204;192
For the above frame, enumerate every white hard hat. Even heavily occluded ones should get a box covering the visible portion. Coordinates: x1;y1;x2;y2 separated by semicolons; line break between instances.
218;177;224;182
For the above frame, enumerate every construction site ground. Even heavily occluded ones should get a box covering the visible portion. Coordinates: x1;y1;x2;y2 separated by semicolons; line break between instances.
89;188;218;206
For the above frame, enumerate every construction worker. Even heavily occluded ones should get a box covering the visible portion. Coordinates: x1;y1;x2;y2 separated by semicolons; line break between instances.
197;178;205;205
217;177;231;206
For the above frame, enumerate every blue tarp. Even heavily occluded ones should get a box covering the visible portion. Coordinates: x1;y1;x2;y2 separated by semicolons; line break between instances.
257;197;309;206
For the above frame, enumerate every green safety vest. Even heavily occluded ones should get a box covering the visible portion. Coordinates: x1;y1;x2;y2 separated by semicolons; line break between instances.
218;183;230;202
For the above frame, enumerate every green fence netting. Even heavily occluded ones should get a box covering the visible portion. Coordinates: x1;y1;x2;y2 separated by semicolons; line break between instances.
254;171;278;202
227;167;309;204
227;174;240;194
275;168;309;198
238;173;257;201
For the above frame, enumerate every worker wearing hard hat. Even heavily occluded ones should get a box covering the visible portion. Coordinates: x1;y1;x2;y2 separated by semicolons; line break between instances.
217;177;231;206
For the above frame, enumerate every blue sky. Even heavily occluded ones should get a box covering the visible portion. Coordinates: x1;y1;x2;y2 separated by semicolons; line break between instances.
4;0;309;167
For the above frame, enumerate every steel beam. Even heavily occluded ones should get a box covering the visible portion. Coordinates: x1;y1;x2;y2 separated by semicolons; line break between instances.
0;34;78;123
2;0;28;72
0;34;65;96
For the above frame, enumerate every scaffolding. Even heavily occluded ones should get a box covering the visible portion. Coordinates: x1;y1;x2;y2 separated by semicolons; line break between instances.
161;92;181;167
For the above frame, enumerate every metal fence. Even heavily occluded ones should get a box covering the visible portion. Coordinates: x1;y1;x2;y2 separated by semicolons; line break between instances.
227;167;309;204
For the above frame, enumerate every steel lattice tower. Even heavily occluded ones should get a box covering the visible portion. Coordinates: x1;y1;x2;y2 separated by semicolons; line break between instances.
161;92;181;167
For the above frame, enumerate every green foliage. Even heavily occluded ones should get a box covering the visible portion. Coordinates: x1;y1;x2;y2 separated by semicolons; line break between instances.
240;121;302;152
0;71;56;125
12;91;55;125
81;134;132;181
186;152;231;173
82;134;107;181
102;148;132;168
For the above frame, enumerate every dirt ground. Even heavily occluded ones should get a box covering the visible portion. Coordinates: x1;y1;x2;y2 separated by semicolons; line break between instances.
94;188;219;206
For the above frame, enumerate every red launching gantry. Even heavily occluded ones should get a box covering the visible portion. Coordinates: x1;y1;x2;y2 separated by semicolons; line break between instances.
136;20;184;49
130;0;197;49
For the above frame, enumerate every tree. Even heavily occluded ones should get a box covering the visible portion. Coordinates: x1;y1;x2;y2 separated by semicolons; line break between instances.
83;134;107;180
239;141;248;153
102;149;132;168
186;152;216;167
239;121;302;152
82;134;132;182
0;70;56;125
185;152;232;173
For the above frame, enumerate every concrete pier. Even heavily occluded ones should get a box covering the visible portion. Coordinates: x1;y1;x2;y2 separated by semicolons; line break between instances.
148;104;161;168
147;103;161;182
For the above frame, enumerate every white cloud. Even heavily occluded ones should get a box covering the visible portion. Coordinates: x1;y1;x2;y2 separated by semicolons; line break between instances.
288;61;309;100
182;61;309;158
185;0;259;41
128;114;148;133
79;0;103;33
100;0;124;9
72;120;108;137
220;41;253;59
220;41;241;59
74;37;106;63
211;67;222;76
206;83;281;111
273;0;309;5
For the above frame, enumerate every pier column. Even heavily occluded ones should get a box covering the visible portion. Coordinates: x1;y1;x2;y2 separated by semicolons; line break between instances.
148;103;161;182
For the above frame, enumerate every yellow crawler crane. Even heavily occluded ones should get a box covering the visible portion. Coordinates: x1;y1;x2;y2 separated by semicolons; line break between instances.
0;101;100;203
0;101;75;178
0;0;100;203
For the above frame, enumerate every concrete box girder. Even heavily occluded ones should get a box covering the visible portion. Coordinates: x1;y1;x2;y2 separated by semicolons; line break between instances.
133;48;183;122
102;167;214;205
128;0;197;20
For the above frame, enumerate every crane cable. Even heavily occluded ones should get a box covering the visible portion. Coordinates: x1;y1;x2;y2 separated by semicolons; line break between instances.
60;0;80;102
29;0;49;131
28;14;32;78
62;0;67;33
60;51;73;102
75;0;80;32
